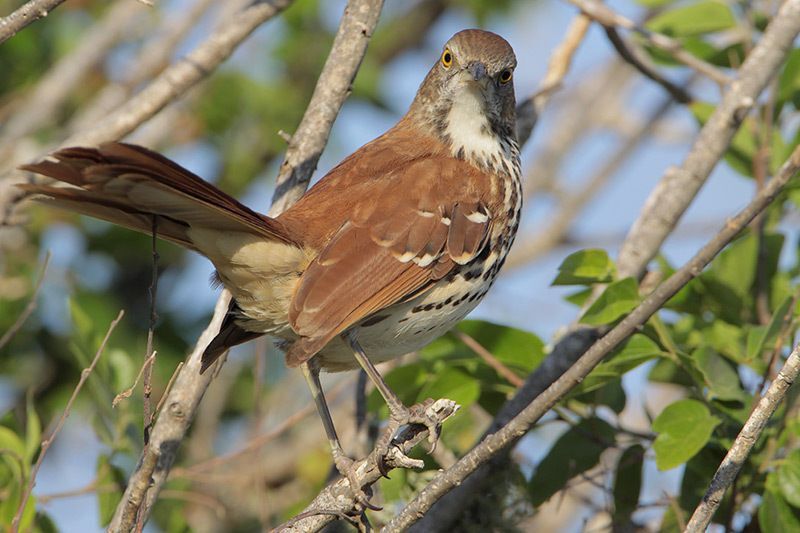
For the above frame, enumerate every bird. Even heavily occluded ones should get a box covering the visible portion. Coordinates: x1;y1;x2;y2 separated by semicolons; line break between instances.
19;28;521;506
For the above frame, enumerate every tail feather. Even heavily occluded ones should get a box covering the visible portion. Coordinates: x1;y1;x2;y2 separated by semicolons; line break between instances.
19;142;296;247
19;142;302;363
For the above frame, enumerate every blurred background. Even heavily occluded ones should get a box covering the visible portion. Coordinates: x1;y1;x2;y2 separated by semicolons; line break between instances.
0;0;787;531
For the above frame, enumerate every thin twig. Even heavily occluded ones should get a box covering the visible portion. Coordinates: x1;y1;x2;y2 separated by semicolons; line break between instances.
455;331;523;387
11;309;124;532
604;27;693;104
685;342;800;531
385;140;800;532
0;252;49;351
142;217;159;444
0;0;68;44
113;352;157;408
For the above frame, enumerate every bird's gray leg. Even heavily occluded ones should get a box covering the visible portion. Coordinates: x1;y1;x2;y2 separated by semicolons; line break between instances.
301;360;379;511
345;331;443;476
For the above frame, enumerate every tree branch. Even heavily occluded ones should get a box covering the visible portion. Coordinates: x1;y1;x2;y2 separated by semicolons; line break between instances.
686;342;800;531
0;0;68;44
106;1;384;529
387;131;800;533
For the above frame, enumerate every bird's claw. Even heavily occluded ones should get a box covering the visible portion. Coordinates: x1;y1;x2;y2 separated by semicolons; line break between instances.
375;398;446;476
333;454;382;512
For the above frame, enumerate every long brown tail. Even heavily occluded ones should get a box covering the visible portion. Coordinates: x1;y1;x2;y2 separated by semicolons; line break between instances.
20;142;299;370
19;142;296;250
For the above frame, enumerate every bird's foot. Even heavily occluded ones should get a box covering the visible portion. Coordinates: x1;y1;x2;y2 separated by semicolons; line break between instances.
375;398;459;477
333;453;382;512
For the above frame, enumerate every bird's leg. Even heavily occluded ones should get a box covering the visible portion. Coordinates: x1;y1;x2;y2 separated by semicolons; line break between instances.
345;331;444;476
300;361;380;511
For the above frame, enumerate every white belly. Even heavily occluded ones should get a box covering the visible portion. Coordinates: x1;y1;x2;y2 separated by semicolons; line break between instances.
316;270;494;371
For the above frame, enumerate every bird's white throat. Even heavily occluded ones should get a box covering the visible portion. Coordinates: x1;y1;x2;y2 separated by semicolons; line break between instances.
444;84;507;165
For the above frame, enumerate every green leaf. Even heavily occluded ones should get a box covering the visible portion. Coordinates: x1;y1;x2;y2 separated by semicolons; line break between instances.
613;444;645;521
564;286;593;307
647;1;737;37
653;399;720;470
580;277;640;325
24;394;41;465
778;449;800;508
417;367;480;409
552;249;616;286
571;378;627;414
528;418;615;505
0;426;28;481
96;455;124;526
572;334;665;395
778;49;800;110
694;347;747;402
635;0;676;7
691;102;788;178
761;475;800;531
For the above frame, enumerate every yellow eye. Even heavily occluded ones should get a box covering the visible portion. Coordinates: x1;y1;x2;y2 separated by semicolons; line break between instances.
441;49;453;68
499;69;513;84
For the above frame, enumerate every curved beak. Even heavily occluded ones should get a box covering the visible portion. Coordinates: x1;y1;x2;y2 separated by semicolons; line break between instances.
466;61;487;82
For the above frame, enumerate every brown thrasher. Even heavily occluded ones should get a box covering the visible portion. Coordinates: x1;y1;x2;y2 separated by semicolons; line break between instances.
20;29;520;504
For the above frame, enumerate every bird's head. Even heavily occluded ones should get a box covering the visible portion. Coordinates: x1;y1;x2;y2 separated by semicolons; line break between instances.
409;29;518;162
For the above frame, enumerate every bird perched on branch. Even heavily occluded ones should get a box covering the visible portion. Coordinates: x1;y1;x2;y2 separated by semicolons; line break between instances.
20;29;521;507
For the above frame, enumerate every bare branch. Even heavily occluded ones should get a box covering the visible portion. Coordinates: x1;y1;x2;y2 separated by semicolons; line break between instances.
0;0;67;44
387;137;800;532
142;218;160;445
617;0;800;279
11;310;124;533
567;0;733;86
107;1;384;529
686;342;800;531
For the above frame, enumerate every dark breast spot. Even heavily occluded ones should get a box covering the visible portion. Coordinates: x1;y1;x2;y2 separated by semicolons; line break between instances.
361;314;390;327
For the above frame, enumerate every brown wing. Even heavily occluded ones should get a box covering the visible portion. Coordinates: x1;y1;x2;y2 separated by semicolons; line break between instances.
283;157;494;366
